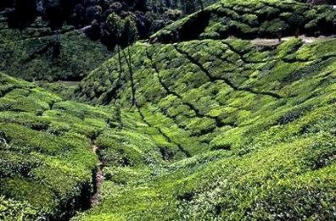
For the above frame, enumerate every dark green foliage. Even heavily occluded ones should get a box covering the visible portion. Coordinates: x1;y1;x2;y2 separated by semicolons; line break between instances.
1;0;218;50
105;13;138;49
7;0;37;28
0;16;111;81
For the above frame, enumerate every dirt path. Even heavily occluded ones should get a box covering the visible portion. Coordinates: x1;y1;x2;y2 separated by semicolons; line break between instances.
56;80;81;86
251;35;336;46
90;145;104;207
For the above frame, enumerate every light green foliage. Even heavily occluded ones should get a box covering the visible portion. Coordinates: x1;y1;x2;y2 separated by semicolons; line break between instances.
0;73;114;219
0;71;188;220
73;34;336;219
36;81;79;99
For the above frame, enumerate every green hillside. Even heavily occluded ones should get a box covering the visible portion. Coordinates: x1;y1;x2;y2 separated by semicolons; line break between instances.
0;14;111;81
1;0;336;220
0;73;109;219
151;0;336;43
74;36;336;219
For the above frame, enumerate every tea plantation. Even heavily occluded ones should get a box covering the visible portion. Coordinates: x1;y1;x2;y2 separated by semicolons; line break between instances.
74;35;336;219
1;0;336;220
0;73;114;219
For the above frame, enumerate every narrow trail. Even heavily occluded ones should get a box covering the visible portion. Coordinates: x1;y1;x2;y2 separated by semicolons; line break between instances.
90;144;104;207
251;35;336;46
56;80;81;86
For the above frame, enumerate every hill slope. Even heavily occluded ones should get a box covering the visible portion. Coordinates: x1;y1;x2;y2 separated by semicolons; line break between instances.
75;36;336;219
3;37;336;219
0;73;111;219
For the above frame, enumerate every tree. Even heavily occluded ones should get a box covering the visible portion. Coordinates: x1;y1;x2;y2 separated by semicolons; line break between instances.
106;13;138;107
120;16;138;48
0;0;13;9
307;0;328;4
121;16;138;107
106;12;124;77
135;0;147;12
183;0;196;14
51;32;61;58
106;12;124;46
44;0;64;29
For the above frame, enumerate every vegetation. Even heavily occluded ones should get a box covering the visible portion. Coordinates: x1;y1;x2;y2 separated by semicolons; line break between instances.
74;32;336;219
1;0;336;220
0;73;116;219
2;0;216;49
151;0;336;43
0;14;111;81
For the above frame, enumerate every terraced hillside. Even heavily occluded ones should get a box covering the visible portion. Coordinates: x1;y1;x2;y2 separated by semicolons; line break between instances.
1;0;336;220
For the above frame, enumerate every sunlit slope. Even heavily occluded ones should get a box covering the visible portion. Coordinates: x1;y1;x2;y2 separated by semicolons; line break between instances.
2;0;336;218
0;73;110;219
75;37;336;219
150;0;336;43
0;72;191;220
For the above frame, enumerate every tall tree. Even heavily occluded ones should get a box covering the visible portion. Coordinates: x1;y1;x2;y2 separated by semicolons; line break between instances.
106;13;128;105
0;0;12;9
106;12;124;47
121;16;138;108
183;0;196;14
120;16;138;48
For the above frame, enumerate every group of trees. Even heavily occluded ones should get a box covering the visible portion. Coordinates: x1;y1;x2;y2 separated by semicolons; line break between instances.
3;0;207;49
6;0;332;50
106;13;138;48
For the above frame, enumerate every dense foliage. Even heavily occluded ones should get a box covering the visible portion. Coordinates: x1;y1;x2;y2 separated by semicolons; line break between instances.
2;0;216;49
4;36;336;219
0;73;105;219
0;13;111;81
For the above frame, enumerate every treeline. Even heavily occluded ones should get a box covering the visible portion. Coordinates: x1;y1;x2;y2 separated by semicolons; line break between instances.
1;0;211;49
